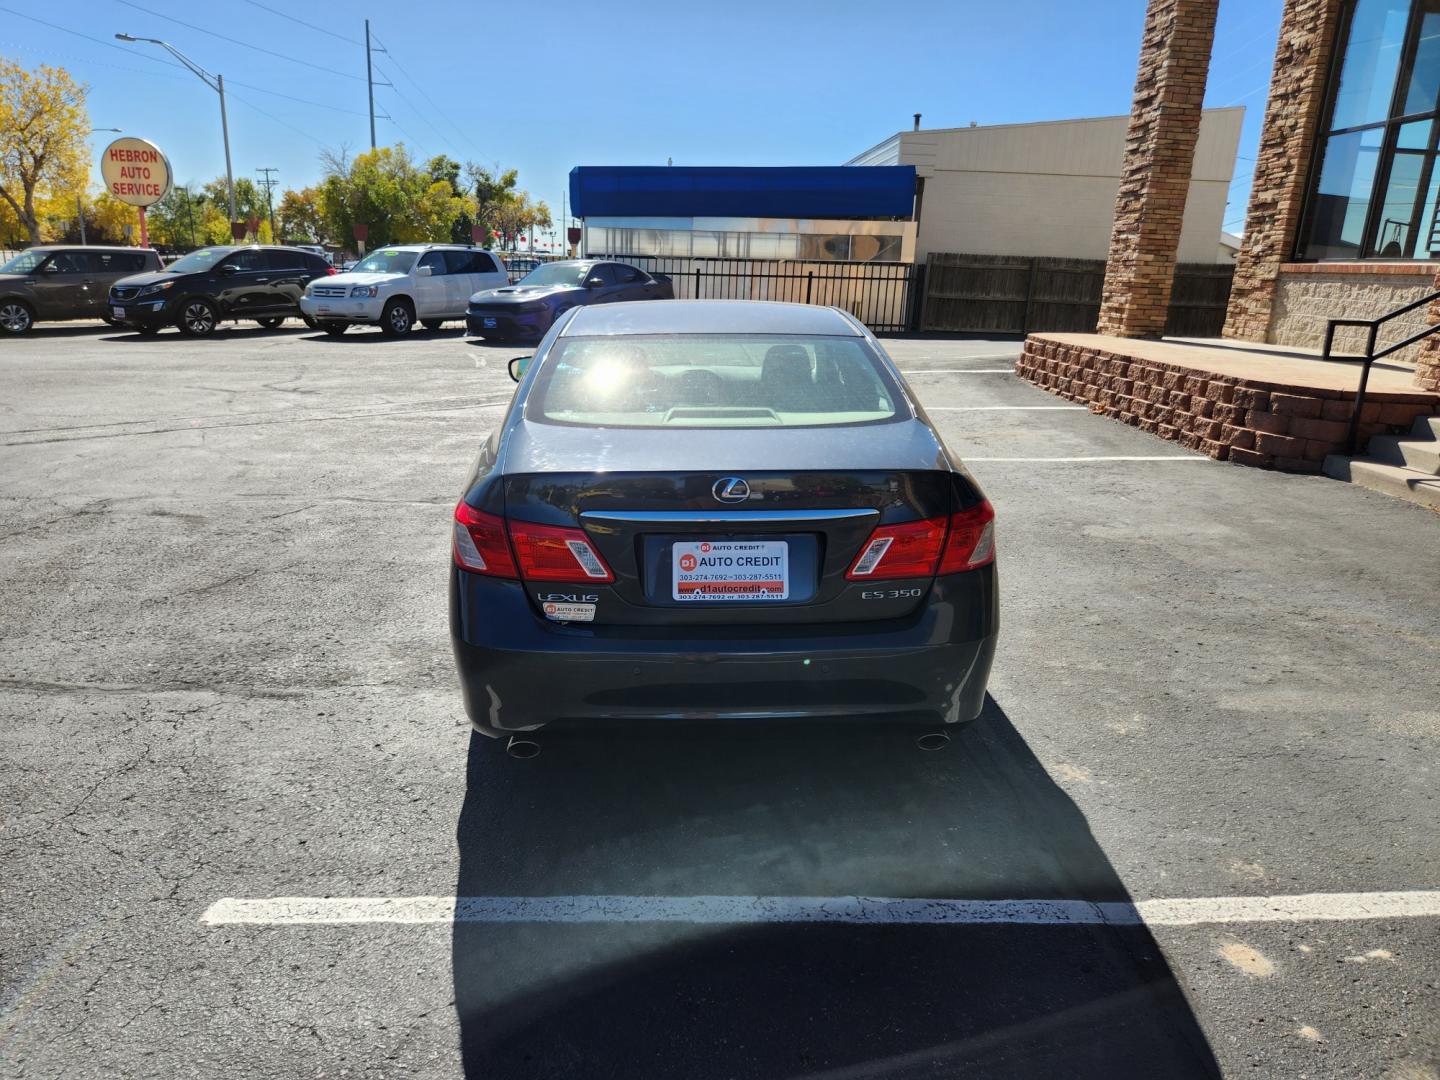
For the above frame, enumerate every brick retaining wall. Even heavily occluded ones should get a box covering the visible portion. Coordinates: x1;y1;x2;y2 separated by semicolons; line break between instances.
1016;335;1438;472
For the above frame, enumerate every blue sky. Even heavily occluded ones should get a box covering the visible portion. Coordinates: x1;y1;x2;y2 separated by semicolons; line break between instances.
6;0;1281;242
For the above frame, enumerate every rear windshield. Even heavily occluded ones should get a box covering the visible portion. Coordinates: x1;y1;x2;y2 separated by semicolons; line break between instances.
528;334;906;428
351;249;417;275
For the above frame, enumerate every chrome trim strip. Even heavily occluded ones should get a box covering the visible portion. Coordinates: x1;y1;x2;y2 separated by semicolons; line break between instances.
579;509;879;526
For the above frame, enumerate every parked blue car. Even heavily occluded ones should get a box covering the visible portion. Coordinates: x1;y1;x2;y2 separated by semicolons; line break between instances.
466;259;673;341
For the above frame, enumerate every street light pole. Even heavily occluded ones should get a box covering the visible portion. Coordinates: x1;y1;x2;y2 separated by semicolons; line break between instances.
217;74;236;225
115;34;236;224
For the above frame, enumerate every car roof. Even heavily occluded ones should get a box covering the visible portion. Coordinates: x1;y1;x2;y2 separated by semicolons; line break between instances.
28;245;156;254
561;300;864;338
367;243;484;251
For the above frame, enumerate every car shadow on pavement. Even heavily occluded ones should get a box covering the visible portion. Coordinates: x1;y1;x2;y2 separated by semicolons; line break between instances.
451;698;1220;1080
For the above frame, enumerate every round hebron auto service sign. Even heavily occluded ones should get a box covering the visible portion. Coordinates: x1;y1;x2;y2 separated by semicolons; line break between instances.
100;137;172;207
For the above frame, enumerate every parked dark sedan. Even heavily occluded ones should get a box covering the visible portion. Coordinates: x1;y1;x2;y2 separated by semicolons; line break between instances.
450;300;998;753
466;259;673;341
109;245;334;336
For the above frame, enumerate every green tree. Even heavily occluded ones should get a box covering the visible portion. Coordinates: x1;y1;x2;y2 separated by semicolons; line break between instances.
467;163;518;243
0;58;88;244
146;185;208;248
277;185;324;243
319;143;464;247
203;175;266;232
493;193;552;250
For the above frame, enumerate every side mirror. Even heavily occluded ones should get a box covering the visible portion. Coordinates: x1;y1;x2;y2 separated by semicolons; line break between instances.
508;356;532;382
218;264;238;275
586;277;605;288
40;263;60;273
416;264;434;277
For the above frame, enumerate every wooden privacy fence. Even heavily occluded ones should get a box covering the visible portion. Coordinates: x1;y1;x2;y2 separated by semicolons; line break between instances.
919;252;1234;337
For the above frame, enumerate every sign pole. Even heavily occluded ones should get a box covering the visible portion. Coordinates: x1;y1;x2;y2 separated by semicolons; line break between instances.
138;206;149;248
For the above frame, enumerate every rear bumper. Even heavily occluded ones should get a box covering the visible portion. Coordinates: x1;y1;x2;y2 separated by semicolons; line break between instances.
449;567;998;736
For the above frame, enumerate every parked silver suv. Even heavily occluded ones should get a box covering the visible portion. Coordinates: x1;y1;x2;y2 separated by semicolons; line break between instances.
300;244;508;336
0;246;162;333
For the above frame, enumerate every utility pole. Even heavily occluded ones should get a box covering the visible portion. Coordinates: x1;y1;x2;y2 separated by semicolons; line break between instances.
256;167;279;239
364;21;390;150
181;186;197;249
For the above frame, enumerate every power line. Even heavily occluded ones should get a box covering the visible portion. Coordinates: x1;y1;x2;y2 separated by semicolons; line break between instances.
0;6;186;70
241;0;363;46
225;88;326;147
374;64;460;158
115;0;367;82
225;80;367;116
0;36;194;81
371;35;478;158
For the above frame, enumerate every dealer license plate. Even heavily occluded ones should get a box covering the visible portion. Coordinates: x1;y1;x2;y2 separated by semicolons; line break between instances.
483;317;497;328
112;306;124;318
672;540;788;601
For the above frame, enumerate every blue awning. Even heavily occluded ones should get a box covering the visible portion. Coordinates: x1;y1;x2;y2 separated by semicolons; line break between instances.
569;165;916;220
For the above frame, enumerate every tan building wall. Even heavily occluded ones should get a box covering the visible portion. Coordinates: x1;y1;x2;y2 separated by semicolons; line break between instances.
850;109;1241;264
1271;268;1439;361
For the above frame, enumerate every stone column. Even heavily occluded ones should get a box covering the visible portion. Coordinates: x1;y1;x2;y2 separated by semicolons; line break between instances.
1097;0;1219;339
1223;0;1343;342
1416;306;1440;390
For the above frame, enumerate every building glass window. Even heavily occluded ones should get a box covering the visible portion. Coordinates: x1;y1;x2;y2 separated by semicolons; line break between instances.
1299;0;1440;259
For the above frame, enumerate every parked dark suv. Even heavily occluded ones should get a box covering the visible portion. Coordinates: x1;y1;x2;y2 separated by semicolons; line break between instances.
109;245;334;336
0;246;162;334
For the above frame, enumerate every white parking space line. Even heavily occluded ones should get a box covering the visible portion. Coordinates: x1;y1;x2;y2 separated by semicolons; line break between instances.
896;354;1022;364
201;890;1440;927
928;406;1088;412
961;455;1210;463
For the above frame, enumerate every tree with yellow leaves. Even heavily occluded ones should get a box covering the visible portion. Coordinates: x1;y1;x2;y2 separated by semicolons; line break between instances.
0;58;88;245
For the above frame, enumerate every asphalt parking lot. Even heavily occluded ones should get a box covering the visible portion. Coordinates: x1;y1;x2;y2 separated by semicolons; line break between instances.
2;317;1438;1079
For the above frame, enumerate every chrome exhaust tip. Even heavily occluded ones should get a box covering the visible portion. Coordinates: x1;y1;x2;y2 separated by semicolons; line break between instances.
505;735;541;760
916;731;950;752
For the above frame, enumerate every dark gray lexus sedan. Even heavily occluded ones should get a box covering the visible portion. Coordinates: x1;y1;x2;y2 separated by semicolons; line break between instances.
450;300;997;751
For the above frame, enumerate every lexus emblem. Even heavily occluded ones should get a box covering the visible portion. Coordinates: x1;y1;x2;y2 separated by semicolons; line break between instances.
712;477;750;503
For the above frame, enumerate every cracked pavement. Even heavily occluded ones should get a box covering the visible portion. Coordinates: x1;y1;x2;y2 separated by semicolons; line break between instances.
2;319;1438;1079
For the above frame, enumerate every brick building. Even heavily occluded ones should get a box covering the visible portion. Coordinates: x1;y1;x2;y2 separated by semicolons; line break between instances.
1015;0;1440;498
1224;0;1440;391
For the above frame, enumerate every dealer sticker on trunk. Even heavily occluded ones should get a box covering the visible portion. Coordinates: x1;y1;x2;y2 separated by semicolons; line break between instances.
672;540;789;601
541;601;595;622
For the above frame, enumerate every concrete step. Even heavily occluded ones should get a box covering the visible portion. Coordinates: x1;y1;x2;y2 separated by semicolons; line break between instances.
1324;454;1440;510
1367;434;1440;474
1413;413;1440;440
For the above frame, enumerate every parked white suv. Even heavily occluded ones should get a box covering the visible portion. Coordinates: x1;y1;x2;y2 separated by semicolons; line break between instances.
300;245;508;336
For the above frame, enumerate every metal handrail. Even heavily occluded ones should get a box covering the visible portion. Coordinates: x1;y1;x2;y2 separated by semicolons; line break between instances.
1320;289;1440;453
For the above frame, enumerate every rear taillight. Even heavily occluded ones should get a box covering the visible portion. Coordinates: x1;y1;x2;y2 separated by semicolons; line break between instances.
326;266;337;275
845;501;996;581
846;516;947;580
453;502;518;577
507;520;614;583
938;500;996;574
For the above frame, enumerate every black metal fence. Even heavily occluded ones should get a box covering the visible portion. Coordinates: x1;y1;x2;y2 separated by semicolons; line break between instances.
589;255;918;333
919;252;1235;337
